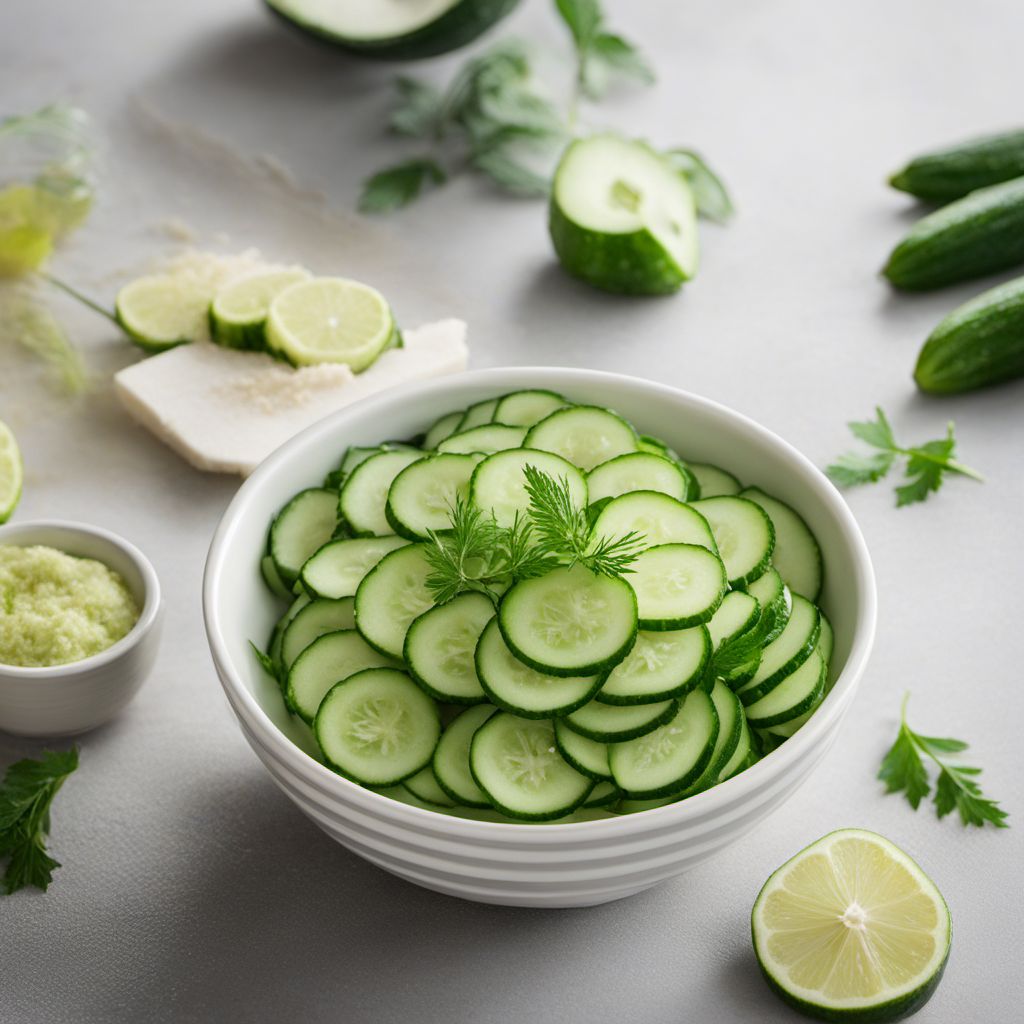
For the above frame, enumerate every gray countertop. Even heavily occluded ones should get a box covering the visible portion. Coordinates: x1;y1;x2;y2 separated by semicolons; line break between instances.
1;1;1022;1021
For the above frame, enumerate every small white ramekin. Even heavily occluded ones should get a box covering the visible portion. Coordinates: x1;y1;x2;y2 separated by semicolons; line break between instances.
0;520;163;737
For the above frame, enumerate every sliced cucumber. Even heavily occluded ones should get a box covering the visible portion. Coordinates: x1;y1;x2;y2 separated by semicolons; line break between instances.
403;765;456;807
424;410;463;449
438;423;527;455
301;535;408;599
744;652;826;729
686;679;743;792
707;591;760;652
498;564;638;676
741;487;823;601
583;780;620;808
340;449;423;536
280;597;356;670
563;696;678;743
590;490;717;551
404;592;492;703
524;404;638;472
269;488;339;584
550;134;699;295
470;448;587;529
717;710;757;782
261;553;293;600
737;594;821;705
609;689;718;799
690;496;775;587
475;616;601;718
687;462;741;498
269;592;312;670
629;543;727;630
744;566;790;644
816;611;834;665
355;543;436;658
469;713;592;821
315;668;439;785
456;398;499;432
432;704;495;807
385;453;479;540
553;720;612;779
596;626;710;705
287;629;399;723
493;389;568;427
587;451;690;504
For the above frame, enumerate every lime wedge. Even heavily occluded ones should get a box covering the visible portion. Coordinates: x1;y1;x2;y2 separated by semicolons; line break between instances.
115;274;214;352
0;419;24;523
265;277;396;370
209;267;311;351
549;134;698;295
752;829;951;1022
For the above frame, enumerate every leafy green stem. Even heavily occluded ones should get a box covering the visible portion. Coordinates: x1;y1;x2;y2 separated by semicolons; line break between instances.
39;271;119;327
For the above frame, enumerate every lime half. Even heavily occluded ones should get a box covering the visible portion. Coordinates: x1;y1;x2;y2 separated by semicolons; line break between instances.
549;134;698;296
265;277;395;370
0;419;24;523
209;267;311;351
115;273;214;352
752;829;951;1022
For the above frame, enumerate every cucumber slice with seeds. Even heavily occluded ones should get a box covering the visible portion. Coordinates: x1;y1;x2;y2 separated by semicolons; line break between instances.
432;704;495;807
385;453;479;540
690;496;775;587
301;535;408;599
469;713;592;821
737;594;821;705
470;448;587;529
587;451;690;504
355;543;436;658
475;616;602;717
629;543;727;629
609;688;718;799
280;597;356;670
564;696;678;742
404;592;492;703
524;404;638;472
315;668;439;786
596;626;710;705
590;491;717;551
687;462;741;498
269;488;339;585
493;389;568;427
438;423;527;454
553;720;612;779
498;564;638;676
340;449;423;536
741;487;823;601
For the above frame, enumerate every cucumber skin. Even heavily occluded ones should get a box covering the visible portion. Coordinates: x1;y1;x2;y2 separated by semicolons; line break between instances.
915;275;1024;393
883;177;1024;290
890;129;1024;202
265;0;519;61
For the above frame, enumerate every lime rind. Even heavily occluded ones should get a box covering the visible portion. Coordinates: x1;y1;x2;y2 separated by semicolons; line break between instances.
209;267;312;351
115;273;214;352
0;420;24;523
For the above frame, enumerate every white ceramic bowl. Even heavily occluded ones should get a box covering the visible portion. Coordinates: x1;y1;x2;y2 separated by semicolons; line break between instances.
204;368;876;908
0;520;163;737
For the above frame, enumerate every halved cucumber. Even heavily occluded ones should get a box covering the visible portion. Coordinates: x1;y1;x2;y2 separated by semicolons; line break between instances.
590;490;717;551
629;543;727;629
280;596;356;670
438;423;527;455
340;448;424;536
609;688;719;799
524;404;638;472
475;616;602;718
553;720;612;779
498;564;638;676
687;461;741;498
550;134;699;295
287;629;399;723
736;594;821;705
586;451;691;504
493;389;568;427
469;713;592;821
432;704;495;807
404;592;492;702
385;453;479;540
690;496;775;587
744;652;826;729
301;535;408;598
596;626;710;705
355;543;436;658
424;410;463;449
269;487;339;585
563;696;678;743
741;487;823;601
314;668;440;786
470;448;587;529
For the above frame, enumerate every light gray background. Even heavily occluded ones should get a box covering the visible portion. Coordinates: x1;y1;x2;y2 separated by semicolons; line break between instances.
2;1;1023;1021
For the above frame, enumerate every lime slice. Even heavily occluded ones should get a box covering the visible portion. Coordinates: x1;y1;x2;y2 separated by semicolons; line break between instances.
549;134;698;296
0;419;24;523
209;267;311;351
115;274;214;352
265;277;396;371
752;829;951;1022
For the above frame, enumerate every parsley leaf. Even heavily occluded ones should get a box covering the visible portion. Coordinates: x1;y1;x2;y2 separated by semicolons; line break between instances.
0;747;79;894
878;695;1008;829
827;407;982;506
665;149;735;223
358;158;447;213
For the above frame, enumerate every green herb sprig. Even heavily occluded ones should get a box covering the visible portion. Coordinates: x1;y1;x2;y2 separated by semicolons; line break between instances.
878;694;1008;829
827;406;982;506
0;747;79;894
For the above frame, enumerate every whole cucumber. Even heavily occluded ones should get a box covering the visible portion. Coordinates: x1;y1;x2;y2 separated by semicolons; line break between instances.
890;128;1024;202
915;276;1024;393
883;176;1024;290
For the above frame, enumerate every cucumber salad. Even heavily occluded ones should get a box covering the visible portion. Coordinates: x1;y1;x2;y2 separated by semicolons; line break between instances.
255;390;831;823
